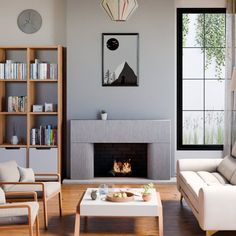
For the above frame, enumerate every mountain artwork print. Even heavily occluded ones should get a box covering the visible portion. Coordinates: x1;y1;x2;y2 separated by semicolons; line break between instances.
102;33;139;87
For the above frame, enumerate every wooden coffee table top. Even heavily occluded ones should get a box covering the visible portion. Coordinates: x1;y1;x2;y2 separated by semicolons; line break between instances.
78;188;162;217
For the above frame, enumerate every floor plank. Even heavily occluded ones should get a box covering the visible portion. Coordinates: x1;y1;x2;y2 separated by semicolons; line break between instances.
0;184;235;236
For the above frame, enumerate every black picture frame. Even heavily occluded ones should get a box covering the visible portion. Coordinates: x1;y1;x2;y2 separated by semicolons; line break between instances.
102;33;139;87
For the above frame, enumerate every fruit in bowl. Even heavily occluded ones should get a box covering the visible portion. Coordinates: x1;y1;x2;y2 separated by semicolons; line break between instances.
106;191;134;202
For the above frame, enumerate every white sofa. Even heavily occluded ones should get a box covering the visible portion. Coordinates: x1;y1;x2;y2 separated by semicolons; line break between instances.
177;156;236;236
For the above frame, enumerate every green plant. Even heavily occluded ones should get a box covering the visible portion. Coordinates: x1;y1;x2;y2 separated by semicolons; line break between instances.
143;183;154;194
101;110;107;114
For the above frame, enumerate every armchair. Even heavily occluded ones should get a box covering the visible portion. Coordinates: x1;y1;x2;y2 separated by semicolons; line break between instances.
0;160;62;229
0;189;39;236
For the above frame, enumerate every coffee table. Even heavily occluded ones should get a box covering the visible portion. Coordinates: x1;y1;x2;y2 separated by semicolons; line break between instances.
74;188;163;236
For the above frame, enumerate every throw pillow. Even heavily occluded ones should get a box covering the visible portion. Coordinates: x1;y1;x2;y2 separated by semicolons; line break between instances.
230;170;236;185
217;156;236;181
0;161;20;191
0;187;6;205
18;166;35;182
232;141;236;158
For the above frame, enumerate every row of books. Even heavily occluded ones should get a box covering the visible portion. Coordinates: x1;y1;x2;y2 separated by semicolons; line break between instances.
0;60;27;80
8;96;27;112
31;125;57;145
30;59;58;80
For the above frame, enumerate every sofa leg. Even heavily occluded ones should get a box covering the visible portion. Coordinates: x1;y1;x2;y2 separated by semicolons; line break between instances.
206;230;218;236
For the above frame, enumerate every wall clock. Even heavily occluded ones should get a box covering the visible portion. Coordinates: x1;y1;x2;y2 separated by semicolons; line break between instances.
17;9;42;34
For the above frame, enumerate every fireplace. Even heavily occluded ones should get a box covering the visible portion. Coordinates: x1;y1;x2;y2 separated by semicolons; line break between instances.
70;120;171;180
94;143;147;177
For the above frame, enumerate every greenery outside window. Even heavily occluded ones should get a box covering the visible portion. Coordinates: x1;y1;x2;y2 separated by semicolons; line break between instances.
177;8;226;150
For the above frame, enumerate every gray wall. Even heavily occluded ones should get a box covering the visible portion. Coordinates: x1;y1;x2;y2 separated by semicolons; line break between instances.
67;0;175;177
0;0;66;45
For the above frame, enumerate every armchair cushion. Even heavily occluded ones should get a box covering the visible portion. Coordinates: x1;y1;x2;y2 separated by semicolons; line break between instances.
217;156;236;181
6;182;61;198
0;202;39;225
0;188;5;205
0;161;20;190
18;166;35;182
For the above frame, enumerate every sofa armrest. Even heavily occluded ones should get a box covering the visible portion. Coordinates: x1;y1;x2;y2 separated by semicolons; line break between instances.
198;186;236;231
177;159;222;173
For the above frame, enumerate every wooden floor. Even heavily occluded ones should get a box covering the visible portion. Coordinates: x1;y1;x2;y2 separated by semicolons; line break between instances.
0;184;235;236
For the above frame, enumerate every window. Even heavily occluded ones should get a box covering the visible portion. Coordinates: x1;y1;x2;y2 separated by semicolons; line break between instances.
177;8;226;150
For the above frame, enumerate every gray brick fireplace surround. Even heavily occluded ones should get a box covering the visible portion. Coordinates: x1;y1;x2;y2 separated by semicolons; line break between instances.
70;120;171;180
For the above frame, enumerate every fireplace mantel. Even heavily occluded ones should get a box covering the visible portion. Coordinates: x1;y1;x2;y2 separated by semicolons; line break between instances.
70;120;171;180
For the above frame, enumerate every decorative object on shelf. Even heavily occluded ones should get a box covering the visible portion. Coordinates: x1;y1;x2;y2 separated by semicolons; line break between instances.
101;0;138;21
33;104;43;112
101;110;108;120
11;124;19;145
45;103;53;112
102;33;139;86
90;190;98;200
142;183;154;202
17;9;42;34
98;184;109;195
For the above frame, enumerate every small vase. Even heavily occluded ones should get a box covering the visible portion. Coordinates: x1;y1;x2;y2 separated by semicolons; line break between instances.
142;193;152;202
91;190;98;200
101;113;108;120
11;135;19;145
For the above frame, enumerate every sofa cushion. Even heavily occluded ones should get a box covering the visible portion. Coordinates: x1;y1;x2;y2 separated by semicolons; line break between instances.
5;182;61;198
230;170;236;185
0;161;20;190
18;166;35;182
231;142;236;158
0;201;39;225
0;188;5;205
197;171;229;185
217;156;236;181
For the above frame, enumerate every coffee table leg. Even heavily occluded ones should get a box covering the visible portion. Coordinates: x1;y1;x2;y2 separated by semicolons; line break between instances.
74;212;80;236
157;206;164;236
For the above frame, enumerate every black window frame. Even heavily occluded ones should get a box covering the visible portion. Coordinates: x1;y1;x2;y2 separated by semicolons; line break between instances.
177;8;225;151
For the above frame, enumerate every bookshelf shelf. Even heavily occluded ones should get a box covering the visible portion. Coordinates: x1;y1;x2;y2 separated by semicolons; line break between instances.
29;80;58;83
30;145;58;148
0;79;27;82
0;112;27;115
29;112;58;115
0;45;63;174
0;144;27;148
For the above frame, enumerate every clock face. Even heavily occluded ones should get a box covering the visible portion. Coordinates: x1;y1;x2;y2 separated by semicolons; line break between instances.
106;38;119;51
17;9;42;34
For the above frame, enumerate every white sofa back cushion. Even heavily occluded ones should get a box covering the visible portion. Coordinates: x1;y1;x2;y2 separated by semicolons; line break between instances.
217;156;236;181
18;166;35;182
0;187;5;205
0;160;20;183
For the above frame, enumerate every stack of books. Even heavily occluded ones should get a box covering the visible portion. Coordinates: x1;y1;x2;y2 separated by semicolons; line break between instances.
30;125;57;145
30;59;58;80
0;60;27;80
8;96;27;112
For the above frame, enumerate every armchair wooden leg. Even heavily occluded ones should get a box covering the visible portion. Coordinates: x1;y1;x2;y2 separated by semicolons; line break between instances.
59;191;62;217
43;196;48;230
180;194;183;203
29;225;34;236
206;230;218;236
36;214;40;236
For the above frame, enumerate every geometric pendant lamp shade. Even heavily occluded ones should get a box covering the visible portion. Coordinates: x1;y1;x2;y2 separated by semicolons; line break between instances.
101;0;138;21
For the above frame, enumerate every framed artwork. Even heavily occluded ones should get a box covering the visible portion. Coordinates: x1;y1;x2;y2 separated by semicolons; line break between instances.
102;33;139;87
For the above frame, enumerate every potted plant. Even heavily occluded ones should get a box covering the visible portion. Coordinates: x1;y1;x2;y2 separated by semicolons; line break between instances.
101;110;108;120
142;183;154;202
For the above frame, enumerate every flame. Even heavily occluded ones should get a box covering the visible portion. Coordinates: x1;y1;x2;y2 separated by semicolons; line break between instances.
113;159;132;174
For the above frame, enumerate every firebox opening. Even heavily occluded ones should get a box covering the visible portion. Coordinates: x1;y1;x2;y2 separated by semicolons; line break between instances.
94;143;147;178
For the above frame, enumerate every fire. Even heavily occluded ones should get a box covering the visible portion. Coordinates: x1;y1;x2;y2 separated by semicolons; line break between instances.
113;159;132;174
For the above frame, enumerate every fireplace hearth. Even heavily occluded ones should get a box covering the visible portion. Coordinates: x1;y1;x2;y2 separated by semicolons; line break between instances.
94;143;147;178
